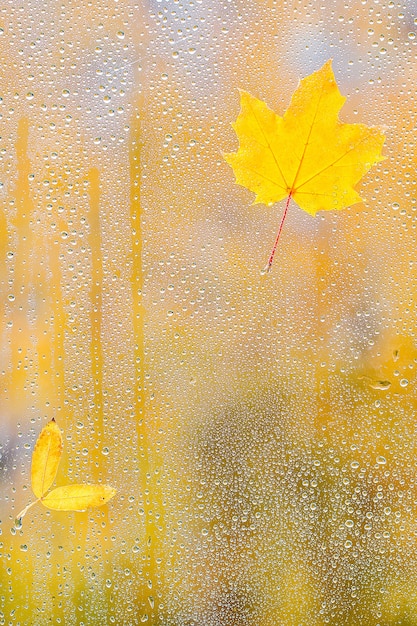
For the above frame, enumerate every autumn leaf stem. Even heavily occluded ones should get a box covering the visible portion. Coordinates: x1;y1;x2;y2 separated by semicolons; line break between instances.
16;499;39;523
263;191;292;273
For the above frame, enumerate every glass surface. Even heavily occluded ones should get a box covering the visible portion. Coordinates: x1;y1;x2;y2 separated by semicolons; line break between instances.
0;0;416;624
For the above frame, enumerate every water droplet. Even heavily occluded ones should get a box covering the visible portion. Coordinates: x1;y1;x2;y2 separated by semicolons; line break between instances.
376;456;387;465
399;378;409;388
359;375;391;390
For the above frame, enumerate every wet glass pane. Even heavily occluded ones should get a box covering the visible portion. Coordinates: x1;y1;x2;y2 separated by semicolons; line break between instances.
0;0;416;624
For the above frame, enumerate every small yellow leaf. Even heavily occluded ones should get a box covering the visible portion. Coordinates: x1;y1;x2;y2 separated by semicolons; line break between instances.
17;420;116;526
41;484;116;511
31;418;63;499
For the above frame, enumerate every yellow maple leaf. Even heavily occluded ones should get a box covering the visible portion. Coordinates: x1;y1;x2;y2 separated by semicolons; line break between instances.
16;419;116;525
224;60;385;272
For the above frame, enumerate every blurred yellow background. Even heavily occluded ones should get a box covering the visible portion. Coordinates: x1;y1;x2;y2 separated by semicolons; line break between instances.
0;0;416;624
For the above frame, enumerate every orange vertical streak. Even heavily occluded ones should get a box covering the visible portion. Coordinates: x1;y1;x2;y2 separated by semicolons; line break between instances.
10;118;33;411
130;111;144;427
87;167;103;449
0;203;6;262
49;244;65;419
35;208;65;422
0;201;8;397
130;106;159;617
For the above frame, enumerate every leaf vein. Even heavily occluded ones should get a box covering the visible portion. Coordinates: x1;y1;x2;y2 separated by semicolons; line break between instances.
291;80;326;190
239;164;288;193
295;131;377;191
246;97;289;190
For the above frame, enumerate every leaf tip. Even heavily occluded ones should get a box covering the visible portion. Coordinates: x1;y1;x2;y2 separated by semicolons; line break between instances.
261;263;272;275
97;485;117;507
237;88;255;105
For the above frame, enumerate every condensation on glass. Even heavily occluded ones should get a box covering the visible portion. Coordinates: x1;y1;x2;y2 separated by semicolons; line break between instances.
0;0;416;624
